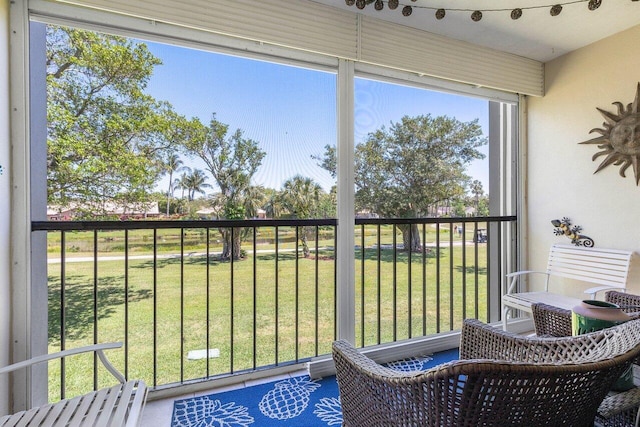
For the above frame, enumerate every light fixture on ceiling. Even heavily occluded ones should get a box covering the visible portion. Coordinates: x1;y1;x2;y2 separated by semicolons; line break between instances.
345;0;636;21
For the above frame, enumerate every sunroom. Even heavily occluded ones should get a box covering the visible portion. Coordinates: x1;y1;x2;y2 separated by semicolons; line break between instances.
1;0;640;425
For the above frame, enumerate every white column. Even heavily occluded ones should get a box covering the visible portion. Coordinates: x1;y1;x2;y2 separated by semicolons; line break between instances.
336;59;355;343
0;0;11;413
9;0;48;412
488;101;519;323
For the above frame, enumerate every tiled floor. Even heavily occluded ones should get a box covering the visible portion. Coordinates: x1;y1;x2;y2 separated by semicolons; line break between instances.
140;369;308;426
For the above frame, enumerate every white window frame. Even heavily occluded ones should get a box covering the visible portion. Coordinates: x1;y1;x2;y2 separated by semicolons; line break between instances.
10;0;521;407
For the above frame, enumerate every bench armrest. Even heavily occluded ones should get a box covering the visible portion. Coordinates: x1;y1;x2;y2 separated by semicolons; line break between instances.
505;270;550;294
0;342;125;383
584;285;626;300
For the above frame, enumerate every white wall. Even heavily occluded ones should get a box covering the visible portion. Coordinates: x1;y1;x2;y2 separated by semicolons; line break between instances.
527;24;640;295
0;0;11;415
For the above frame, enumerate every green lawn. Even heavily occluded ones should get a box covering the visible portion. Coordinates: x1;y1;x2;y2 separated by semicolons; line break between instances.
46;224;488;400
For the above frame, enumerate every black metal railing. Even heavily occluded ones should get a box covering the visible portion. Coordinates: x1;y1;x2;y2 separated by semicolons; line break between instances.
354;216;516;347
32;215;516;399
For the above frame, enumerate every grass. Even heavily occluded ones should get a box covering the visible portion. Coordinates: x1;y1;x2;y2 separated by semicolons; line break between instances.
45;224;487;400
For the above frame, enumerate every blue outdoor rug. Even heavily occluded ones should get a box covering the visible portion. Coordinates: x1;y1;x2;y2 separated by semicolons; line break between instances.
171;347;459;426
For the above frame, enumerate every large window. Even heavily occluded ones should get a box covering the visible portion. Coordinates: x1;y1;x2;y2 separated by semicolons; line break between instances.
350;76;517;346
29;15;518;395
41;24;339;395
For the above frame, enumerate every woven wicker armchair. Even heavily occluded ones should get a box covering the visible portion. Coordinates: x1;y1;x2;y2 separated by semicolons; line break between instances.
333;318;640;427
532;291;640;427
531;301;573;337
532;292;640;338
606;291;640;319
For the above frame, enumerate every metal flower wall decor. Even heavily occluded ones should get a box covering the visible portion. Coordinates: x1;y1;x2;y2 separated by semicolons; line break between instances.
579;83;640;185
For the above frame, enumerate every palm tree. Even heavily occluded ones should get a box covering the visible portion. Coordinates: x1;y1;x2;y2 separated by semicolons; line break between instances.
280;175;323;257
264;193;284;219
470;180;484;215
207;192;226;218
184;169;212;201
177;168;192;201
164;154;186;216
242;185;266;218
281;175;322;217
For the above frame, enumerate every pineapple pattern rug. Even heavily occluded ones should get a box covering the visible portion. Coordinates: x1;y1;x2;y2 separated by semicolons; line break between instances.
171;348;458;426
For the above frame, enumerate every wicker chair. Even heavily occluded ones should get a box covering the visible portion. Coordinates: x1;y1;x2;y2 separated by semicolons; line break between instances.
532;291;640;427
532;292;640;337
606;291;640;319
333;318;640;427
531;301;573;337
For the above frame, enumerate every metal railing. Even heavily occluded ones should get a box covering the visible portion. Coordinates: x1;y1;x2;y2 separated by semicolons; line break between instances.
32;215;516;399
354;216;516;348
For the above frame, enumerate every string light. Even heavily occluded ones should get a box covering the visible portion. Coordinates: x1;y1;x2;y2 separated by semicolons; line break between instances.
345;0;637;21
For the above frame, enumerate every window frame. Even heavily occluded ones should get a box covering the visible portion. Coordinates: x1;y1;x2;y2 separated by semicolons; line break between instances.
14;0;521;406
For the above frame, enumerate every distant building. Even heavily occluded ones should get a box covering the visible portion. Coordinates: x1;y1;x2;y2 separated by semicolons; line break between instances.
46;206;77;221
47;201;160;220
356;210;378;219
196;207;218;219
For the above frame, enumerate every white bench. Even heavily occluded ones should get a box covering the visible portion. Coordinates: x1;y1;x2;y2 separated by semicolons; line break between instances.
0;342;147;426
502;243;634;330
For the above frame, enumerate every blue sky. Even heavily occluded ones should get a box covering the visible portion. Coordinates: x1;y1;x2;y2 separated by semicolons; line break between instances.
143;40;489;195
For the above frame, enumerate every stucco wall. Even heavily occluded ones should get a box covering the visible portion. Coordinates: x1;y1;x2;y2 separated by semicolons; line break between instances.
527;24;640;296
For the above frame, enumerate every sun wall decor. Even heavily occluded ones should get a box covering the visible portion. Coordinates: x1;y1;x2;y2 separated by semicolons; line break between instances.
579;83;640;185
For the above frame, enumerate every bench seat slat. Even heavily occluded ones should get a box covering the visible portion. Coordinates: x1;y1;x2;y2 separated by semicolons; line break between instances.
0;343;147;427
0;381;147;427
108;380;137;427
503;292;583;311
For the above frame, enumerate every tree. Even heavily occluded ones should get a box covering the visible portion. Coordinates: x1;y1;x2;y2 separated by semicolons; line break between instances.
279;175;323;257
163;154;187;215
46;26;189;212
176;169;191;201
206;192;227;218
451;199;467;217
184;169;212;201
476;197;490;217
311;145;336;179
182;115;266;260
316;114;486;251
470;180;484;215
221;184;266;249
317;185;337;218
264;190;284;219
242;185;267;219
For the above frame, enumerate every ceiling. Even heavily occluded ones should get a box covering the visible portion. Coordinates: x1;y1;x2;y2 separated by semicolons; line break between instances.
310;0;640;62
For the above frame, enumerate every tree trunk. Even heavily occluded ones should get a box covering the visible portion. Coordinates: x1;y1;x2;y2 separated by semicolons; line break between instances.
220;228;243;260
300;227;310;258
399;223;421;252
